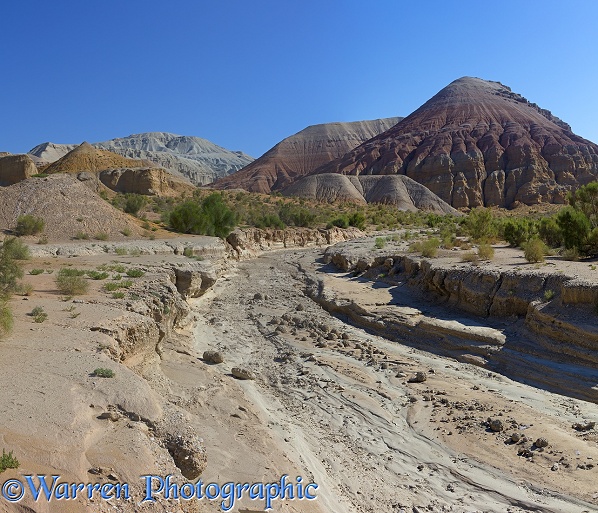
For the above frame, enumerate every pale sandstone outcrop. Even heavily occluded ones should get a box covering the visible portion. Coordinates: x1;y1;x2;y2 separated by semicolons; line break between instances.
0;153;37;185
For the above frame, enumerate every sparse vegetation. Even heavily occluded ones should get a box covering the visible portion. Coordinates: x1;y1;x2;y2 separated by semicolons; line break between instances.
93;368;115;378
410;237;440;258
120;228;132;237
86;271;109;280
523;238;547;263
115;247;128;255
0;449;19;472
168;193;238;238
74;231;89;240
55;268;89;295
29;269;44;275
126;269;145;278
15;214;45;236
374;237;386;250
94;232;109;241
544;289;555;301
477;243;495;260
111;291;125;299
30;306;48;323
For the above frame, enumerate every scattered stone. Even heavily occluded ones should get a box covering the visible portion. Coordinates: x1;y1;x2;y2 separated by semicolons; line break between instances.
253;293;263;300
408;372;427;383
341;332;350;340
231;367;255;380
510;432;521;443
572;421;596;432
98;411;120;422
203;350;224;364
534;437;548;448
551;463;559;471
295;304;304;311
489;419;504;432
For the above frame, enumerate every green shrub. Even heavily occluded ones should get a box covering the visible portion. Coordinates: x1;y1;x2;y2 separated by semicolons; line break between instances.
410;237;440;258
115;247;128;255
278;204;316;228
374;237;386;250
94;232;109;241
0;238;28;297
56;268;89;295
29;269;44;275
477;243;495;260
328;216;350;229
103;282;122;291
126;269;145;278
543;289;555;301
557;207;590;250
348;212;366;230
120;228;132;237
254;214;285;229
93;368;115;378
538;217;563;247
15;214;45;236
0;302;13;338
502;218;536;247
461;251;479;263
523;238;547;263
0;449;19;472
74;231;89;240
465;208;496;242
169;193;238;237
111;291;125;299
86;271;109;280
37;235;49;245
561;247;580;261
123;194;146;216
30;306;48;323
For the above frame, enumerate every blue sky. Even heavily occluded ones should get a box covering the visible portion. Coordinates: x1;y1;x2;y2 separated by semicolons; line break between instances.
2;0;597;157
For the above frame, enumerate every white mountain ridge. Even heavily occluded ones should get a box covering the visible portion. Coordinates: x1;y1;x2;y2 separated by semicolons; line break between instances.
28;132;254;186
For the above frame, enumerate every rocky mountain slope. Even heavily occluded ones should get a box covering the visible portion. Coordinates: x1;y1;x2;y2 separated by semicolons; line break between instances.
315;77;598;208
282;173;458;214
0;153;37;185
211;118;402;193
29;132;254;186
39;142;196;197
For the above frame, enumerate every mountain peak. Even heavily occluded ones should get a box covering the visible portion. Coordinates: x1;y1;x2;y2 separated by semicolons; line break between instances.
314;78;597;208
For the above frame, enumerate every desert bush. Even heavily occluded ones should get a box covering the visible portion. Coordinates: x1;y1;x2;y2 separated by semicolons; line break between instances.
560;247;580;261
278;204;316;228
461;251;479;263
86;271;109;280
74;231;89;240
0;449;19;472
125;269;145;278
120;228;132;237
93;368;115;378
411;237;440;257
538;217;563;248
55;268;89;295
523;238;547;263
464;208;496;242
0;238;28;297
123;194;146;216
0;302;13;338
15;214;45;236
254;213;285;229
94;232;109;241
112;291;125;299
30;306;47;323
374;237;386;250
29;269;44;275
477;243;495;260
543;289;555;301
328;216;350;229
115;247;128;255
37;235;49;244
169;193;238;237
502;218;536;247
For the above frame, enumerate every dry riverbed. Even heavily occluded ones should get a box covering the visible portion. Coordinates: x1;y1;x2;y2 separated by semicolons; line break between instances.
1;233;597;513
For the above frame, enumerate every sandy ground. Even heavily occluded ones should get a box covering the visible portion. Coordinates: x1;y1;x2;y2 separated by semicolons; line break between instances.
1;237;597;512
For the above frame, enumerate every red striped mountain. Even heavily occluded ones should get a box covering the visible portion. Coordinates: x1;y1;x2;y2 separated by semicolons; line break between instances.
314;77;598;208
211;118;402;193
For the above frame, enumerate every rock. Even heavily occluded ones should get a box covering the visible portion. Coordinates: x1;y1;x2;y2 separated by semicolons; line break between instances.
572;421;596;432
231;367;255;380
489;419;504;432
534;437;549;448
408;372;428;383
98;411;120;422
551;463;559;471
203;350;224;364
510;432;521;443
253;293;263;300
99;167;194;197
0;154;37;185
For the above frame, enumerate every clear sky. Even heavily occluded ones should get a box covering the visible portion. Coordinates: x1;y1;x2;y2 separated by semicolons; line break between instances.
2;0;597;158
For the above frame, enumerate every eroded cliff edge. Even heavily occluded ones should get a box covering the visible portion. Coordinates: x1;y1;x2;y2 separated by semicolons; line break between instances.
311;240;598;402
